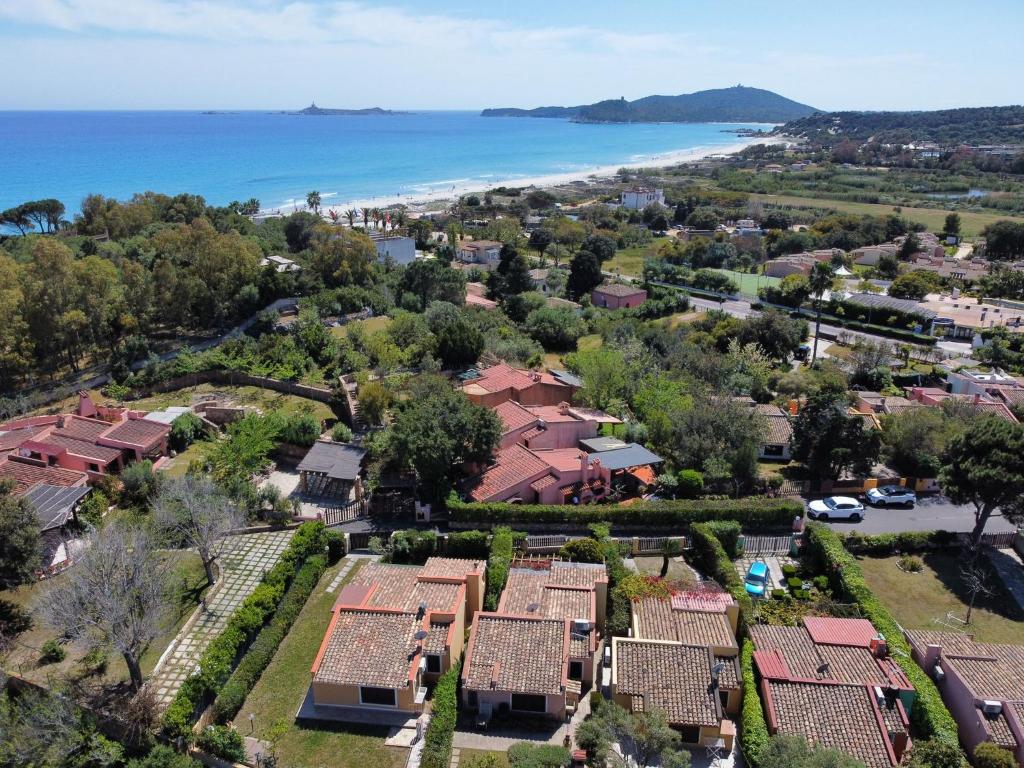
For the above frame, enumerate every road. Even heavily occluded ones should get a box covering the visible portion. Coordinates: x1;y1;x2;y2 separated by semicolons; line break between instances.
817;495;1017;534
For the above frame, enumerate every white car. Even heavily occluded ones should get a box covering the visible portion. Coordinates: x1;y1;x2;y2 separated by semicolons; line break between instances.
866;485;917;508
808;496;865;522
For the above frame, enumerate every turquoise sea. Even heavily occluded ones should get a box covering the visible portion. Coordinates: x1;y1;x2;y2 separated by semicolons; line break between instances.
0;111;769;212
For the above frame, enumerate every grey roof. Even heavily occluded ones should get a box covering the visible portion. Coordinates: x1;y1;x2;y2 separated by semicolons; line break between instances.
846;293;937;320
296;440;366;481
549;370;582;388
580;436;629;452
23;484;91;531
584;442;663;470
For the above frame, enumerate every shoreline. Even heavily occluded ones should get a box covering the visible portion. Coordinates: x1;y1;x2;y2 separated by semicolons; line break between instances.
261;135;773;218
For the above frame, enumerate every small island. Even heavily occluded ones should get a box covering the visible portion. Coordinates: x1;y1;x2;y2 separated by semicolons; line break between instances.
279;102;404;116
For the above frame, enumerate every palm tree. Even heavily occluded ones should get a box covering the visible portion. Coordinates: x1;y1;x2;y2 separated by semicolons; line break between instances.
360;207;371;230
808;261;836;364
345;209;358;228
306;190;322;215
371;209;382;230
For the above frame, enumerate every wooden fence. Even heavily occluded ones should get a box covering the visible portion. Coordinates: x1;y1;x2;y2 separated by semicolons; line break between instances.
320;498;369;527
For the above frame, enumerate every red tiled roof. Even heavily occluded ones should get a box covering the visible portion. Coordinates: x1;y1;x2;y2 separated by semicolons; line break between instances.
633;597;737;649
465;363;566;395
463;614;567;695
614;640;722;727
495;400;538;434
43;433;122;463
57;416;110;440
313;610;419;688
466;444;551;502
804;617;878;647
754;649;791;679
594;283;645;298
530;474;557;492
101;417;169;447
0;425;48;452
0;458;88;495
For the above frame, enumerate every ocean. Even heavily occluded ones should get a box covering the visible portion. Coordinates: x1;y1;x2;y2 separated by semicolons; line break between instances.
0;111;770;212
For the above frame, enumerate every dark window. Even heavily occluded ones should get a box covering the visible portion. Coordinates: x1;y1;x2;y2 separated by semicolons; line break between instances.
569;661;584;681
719;690;729;709
677;725;701;745
510;694;547;713
763;444;784;457
426;654;442;674
87;463;100;473
360;687;397;707
468;690;478;707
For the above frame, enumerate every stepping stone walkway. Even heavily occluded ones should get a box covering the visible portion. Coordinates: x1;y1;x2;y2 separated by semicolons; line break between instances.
326;552;380;593
448;746;460;768
149;530;295;709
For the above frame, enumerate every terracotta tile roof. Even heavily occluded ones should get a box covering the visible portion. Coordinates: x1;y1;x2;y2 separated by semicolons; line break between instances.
765;681;897;768
671;589;735;612
715;655;741;689
423;622;451;655
533;448;587;472
530;473;557;492
44;433;122;463
905;629;979;655
614;640;722;727
804;617;877;647
419;557;483;581
466;364;541;394
465;293;499;309
983;708;1019;748
548;561;608;586
0;425;47;452
495;400;539;434
633;597;737;650
463;615;567;695
313;611;419;688
945;652;1024;702
761;413;793;446
101;417;169;447
0;458;88;495
57;416;110;440
465;444;551;501
594;283;645;298
750;625;824;679
347;562;462;614
521;426;546;441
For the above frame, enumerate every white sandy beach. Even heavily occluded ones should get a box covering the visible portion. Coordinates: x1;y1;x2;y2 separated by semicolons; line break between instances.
261;136;770;219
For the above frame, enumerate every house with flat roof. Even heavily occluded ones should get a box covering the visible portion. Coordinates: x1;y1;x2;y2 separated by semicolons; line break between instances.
310;557;484;715
459;363;576;408
493;400;619;450
921;296;1024;338
906;630;1024;766
620;187;665;210
456;240;503;270
751;617;914;768
611;587;741;748
591;283;647;310
259;254;301;273
462;559;607;722
371;234;417;265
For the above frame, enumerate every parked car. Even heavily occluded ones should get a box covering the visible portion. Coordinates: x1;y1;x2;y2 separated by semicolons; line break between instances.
866;485;917;507
807;496;865;522
744;561;769;597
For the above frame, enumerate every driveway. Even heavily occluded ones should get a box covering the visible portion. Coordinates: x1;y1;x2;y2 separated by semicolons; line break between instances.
818;495;1017;535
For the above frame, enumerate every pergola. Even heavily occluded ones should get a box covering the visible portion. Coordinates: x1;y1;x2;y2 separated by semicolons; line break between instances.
297;440;366;499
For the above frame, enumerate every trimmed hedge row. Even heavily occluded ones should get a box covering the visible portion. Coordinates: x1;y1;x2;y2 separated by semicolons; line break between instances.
740;639;770;768
161;521;328;740
420;657;461;768
211;554;327;723
484;527;514;611
690;522;752;636
445;530;490;559
805;524;961;748
841;529;958;556
603;535;632;637
447;496;801;529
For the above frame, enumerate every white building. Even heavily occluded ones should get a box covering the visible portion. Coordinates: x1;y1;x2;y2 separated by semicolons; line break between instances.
260;254;301;273
620;187;665;210
371;235;417;265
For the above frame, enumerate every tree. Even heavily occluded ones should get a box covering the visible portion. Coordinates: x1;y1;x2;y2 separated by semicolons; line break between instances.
875;253;901;279
569;347;630;413
37;521;171;690
120;459;157;506
684;206;719;230
944;213;962;240
169;412;205;452
306;190;322;215
524;306;586;351
153;475;245;586
905;739;964;768
357;380;392;426
566;250;603;300
488;244;533;304
982;221;1024;260
0;491;41;587
425;302;484;368
974;742;1016;768
880;407;953;477
939;415;1024;549
399;259;466;311
791;387;881;480
762;734;867;768
581;234;617;264
808;261;836;364
309;227;377;287
735;310;805;364
575;702;687;768
558;538;604;563
528;228;553;261
889;270;939;300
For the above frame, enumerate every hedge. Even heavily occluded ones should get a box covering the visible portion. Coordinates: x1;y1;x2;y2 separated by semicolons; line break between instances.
447;496;801;529
420;657;461;768
841;529;958;556
211;554;327;723
740;639;770;768
690;522;753;636
161;521;328;740
484;528;514;611
804;524;961;748
603;534;632;637
445;530;490;559
388;529;438;564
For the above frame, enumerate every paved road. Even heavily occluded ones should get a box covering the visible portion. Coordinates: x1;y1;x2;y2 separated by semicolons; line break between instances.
816;495;1017;534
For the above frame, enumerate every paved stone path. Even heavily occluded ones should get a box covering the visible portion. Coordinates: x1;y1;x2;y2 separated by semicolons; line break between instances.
327;552;380;593
735;554;797;592
989;547;1024;612
448;746;460;768
150;530;295;708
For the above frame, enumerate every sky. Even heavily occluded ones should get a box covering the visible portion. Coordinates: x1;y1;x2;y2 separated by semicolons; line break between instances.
1;0;1021;112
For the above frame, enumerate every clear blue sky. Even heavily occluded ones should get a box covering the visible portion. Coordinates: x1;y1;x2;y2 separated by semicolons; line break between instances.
1;0;1020;111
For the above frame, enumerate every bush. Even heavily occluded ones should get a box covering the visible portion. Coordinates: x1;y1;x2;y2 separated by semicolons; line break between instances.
485;528;514;611
325;530;345;564
804;524;961;748
812;575;829;590
169;412;205;452
120;460;157;506
602;531;632;637
195;724;245;763
703;520;741;558
39;638;66;664
507;742;572;768
0;598;32;642
676;469;705;498
974;742;1017;768
448;495;800;529
445;530;489;559
787;577;803;590
127;745;202;768
770;588;786;599
278;413;321;447
212;554;327;723
388;529;438;564
907;739;966;768
898;554;924;573
781;563;798;578
420;658;461;768
842;529;956;556
330;422;353;442
81;646;108;675
558;538;605;563
740;640;770;767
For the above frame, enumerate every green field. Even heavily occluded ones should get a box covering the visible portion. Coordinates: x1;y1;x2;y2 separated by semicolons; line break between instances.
751;193;1023;238
605;237;671;277
709;269;780;296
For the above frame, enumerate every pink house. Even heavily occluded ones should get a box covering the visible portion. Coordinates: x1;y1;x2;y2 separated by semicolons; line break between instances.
463;444;611;505
906;387;1018;423
907;631;1024;765
591;283;647;309
460;363;577;409
493;400;620;450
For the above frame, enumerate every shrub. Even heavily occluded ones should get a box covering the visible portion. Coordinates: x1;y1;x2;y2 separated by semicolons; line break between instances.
126;745;202;768
740;640;770;767
805;524;961;748
389;529;438;564
676;469;705;498
169;412;205;452
120;460;157;506
907;739;966;768
770;588;786;599
602;531;632;637
507;742;572;768
326;531;345;564
558;538;605;563
81;646;108;675
793;589;811;600
974;742;1017;768
446;530;489;559
330;422;353;442
278;413;321;447
898;554;924;573
39;638;66;664
787;577;803;590
842;529;956;556
420;658;461;768
689;523;752;635
485;528;514;611
212;555;327;723
812;575;829;590
703;520;741;558
781;563;798;578
195;724;245;763
0;598;32;642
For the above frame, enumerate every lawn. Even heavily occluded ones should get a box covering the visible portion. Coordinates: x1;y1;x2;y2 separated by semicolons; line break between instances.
163;438;215;478
708;269;780;296
1;549;208;688
633;556;697;586
331;315;393;339
458;749;510;768
542;334;602;371
750;193;1023;238
604;237;671;278
858;552;1024;644
235;558;405;768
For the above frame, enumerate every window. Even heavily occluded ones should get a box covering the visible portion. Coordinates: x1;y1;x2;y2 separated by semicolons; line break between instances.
426;654;442;674
510;694;547;713
359;687;397;707
468;690;478;707
87;463;100;473
677;725;701;745
763;444;784;457
719;690;730;709
568;661;583;681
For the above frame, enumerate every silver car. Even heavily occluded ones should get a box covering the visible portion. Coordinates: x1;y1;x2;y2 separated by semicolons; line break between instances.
807;496;865;522
866;485;917;508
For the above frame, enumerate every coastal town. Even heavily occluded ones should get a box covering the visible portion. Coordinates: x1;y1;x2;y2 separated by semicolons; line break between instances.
3;6;1024;768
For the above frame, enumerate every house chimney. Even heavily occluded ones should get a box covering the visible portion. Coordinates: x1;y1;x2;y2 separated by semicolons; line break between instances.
974;393;982;405
559;401;569;415
891;732;910;762
580;451;589;481
77;391;97;418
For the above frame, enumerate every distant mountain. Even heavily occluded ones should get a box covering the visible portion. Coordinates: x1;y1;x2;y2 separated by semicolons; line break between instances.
281;102;402;116
482;86;817;123
776;105;1024;146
